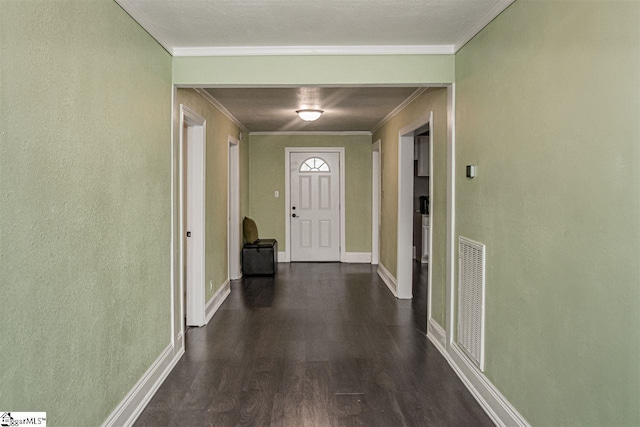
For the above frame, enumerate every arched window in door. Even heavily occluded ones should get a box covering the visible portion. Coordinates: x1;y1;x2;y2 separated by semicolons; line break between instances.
299;157;330;172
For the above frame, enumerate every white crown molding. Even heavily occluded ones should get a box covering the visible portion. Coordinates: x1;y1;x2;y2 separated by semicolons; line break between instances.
371;87;428;134
114;0;173;54
193;89;249;133
454;0;516;52
249;131;372;136
173;45;454;57
118;0;511;57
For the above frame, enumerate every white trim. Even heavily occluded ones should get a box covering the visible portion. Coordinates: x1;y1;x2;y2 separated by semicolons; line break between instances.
376;263;398;297
277;251;289;263
445;84;456;348
173;45;454;57
204;280;231;324
284;147;346;263
426;119;435;327
396;113;432;300
194;88;249;134
170;86;179;349
227;135;242;281
250;131;372;136
454;1;515;52
101;345;184;427
371;88;428;134
341;252;372;263
371;139;381;265
448;344;531;427
427;319;446;354
114;0;173;54
180;105;208;327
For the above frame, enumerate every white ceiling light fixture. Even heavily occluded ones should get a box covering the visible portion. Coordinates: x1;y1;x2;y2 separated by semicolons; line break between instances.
296;109;324;122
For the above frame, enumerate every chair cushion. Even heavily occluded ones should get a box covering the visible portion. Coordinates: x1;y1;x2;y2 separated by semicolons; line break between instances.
243;217;259;244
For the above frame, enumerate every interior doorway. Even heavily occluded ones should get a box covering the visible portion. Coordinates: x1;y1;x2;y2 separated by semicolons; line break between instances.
372;140;381;265
397;112;433;303
411;127;433;334
180;105;207;327
228;136;241;280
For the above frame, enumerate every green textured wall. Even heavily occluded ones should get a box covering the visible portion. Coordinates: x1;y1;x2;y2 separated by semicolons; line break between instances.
372;88;448;326
175;89;245;298
0;1;172;425
249;134;372;253
455;1;640;425
173;55;454;86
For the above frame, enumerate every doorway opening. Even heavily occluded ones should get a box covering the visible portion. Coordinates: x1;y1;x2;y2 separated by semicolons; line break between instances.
371;139;381;265
396;112;433;308
411;126;433;334
179;105;207;327
228;135;241;280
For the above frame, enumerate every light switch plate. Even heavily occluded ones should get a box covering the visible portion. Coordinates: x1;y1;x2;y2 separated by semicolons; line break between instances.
274;191;279;198
466;165;476;178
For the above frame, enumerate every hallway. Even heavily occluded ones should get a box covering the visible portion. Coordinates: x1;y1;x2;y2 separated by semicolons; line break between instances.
135;263;492;426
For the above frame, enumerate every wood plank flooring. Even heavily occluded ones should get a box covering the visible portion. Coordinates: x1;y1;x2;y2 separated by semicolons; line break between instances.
135;263;493;426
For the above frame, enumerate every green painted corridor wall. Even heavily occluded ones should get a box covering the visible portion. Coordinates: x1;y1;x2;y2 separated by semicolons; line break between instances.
0;1;172;425
248;135;372;253
175;89;247;300
373;88;448;327
455;1;640;425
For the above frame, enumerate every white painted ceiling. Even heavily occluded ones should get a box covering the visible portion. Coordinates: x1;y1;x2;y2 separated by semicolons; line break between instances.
203;87;420;132
117;0;513;54
117;0;513;132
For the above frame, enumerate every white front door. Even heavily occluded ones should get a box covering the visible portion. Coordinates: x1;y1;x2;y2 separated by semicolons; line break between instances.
290;152;340;261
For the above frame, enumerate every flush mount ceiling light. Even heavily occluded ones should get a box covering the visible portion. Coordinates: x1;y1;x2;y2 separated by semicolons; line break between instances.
296;109;324;121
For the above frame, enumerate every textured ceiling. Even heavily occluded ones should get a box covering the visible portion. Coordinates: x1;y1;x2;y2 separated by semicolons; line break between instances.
203;87;420;132
121;0;508;52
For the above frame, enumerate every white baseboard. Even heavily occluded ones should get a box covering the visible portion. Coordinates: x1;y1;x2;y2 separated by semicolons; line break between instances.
341;252;372;263
102;344;185;427
277;251;289;262
426;339;530;427
426;318;446;353
205;280;231;324
376;262;398;297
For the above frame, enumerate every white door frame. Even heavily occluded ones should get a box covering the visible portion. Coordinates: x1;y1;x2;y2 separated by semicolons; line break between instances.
228;135;241;280
445;84;456;349
426;119;434;324
179;104;207;327
396;112;433;300
371;139;381;265
284;147;346;263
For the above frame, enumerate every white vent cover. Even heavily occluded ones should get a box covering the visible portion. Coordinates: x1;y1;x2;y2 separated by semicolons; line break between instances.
457;237;486;371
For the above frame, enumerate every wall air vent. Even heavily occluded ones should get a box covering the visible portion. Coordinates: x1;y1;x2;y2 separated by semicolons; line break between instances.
457;237;486;371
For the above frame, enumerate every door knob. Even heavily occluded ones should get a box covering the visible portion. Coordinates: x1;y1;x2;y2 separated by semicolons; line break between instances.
186;231;191;237
292;213;297;218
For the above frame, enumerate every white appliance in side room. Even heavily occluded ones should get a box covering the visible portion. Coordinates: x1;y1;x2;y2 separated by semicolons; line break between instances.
421;214;429;264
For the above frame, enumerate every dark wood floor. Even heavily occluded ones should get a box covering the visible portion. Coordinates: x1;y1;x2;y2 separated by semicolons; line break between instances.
135;263;493;426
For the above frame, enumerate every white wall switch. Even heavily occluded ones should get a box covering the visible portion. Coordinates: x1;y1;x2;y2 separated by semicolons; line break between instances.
274;191;279;198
